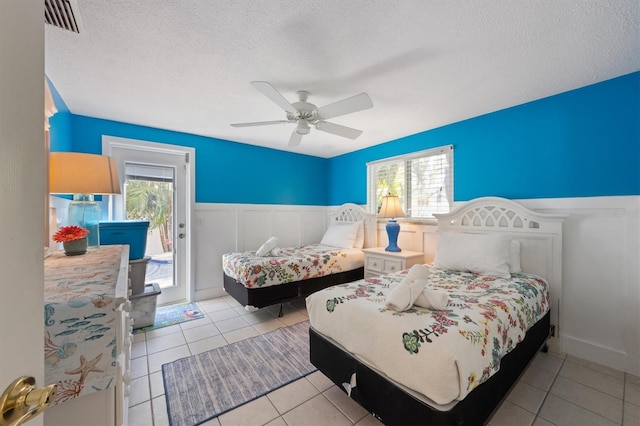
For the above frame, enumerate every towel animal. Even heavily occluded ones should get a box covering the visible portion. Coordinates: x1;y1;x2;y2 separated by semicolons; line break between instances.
269;247;284;256
385;277;427;312
384;264;448;311
414;288;449;310
256;237;279;257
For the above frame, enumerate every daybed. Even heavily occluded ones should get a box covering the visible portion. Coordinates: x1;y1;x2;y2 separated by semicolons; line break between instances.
222;203;376;312
306;197;565;425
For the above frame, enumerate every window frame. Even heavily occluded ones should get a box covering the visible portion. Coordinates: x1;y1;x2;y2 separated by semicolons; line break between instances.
366;145;454;221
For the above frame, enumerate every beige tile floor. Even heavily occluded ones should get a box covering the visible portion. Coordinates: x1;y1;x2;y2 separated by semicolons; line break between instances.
128;296;640;426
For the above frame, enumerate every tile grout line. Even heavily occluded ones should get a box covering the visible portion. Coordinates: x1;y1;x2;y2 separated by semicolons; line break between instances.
621;373;626;425
531;353;566;425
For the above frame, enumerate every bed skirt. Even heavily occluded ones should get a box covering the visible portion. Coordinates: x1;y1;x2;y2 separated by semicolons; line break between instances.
223;267;364;309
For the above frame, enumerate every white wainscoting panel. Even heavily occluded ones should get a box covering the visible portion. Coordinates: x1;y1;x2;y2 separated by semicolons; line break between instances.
272;210;302;248
194;208;238;301
301;211;327;245
242;209;272;251
519;196;640;376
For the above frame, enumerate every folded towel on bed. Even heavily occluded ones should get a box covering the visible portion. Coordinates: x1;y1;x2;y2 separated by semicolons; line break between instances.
404;264;430;281
256;237;279;257
385;278;427;312
385;264;448;311
385;264;431;312
415;288;449;310
270;247;284;256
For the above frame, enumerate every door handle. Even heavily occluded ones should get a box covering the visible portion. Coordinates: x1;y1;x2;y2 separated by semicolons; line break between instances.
0;376;57;426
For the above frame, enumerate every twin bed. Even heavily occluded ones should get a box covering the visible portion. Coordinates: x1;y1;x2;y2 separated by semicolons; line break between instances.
223;197;565;425
222;203;376;311
306;197;565;425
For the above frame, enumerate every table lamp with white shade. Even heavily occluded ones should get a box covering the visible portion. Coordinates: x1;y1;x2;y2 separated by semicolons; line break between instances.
378;194;406;252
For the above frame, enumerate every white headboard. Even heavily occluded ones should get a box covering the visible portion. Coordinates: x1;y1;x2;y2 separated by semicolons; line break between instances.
435;197;566;351
329;203;377;249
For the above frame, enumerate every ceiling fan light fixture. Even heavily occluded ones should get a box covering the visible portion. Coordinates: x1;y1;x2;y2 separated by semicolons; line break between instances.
296;120;310;135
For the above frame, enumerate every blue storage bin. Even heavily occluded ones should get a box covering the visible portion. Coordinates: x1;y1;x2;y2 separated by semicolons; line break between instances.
99;220;150;260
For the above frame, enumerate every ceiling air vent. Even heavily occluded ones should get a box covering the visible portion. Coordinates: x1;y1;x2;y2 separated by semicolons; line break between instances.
45;0;82;34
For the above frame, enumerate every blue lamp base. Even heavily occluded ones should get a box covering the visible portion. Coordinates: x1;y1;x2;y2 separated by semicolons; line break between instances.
68;194;100;247
385;219;402;252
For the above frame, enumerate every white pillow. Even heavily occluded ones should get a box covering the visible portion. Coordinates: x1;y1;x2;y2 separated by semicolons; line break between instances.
353;221;365;249
256;237;279;257
509;240;522;273
433;232;511;278
320;222;360;248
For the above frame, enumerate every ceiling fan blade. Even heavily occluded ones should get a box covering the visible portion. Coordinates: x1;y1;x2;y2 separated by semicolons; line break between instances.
230;120;289;127
315;121;363;140
288;129;303;147
251;81;297;115
315;92;373;120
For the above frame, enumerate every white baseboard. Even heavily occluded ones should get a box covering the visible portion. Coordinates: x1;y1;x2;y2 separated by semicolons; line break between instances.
195;287;226;302
563;334;639;376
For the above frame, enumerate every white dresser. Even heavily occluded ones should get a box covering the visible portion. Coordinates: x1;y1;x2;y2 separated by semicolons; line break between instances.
362;247;424;278
43;245;132;426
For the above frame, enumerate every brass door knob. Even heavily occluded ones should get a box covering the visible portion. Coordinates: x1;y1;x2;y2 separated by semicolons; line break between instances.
0;376;57;426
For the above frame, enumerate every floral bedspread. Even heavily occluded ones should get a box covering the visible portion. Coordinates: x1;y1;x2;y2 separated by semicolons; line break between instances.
306;268;549;405
222;244;364;288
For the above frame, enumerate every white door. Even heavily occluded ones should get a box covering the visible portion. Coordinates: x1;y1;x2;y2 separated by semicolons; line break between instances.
104;137;194;306
1;2;46;425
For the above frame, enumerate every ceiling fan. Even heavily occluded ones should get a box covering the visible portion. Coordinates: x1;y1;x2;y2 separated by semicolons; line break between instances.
231;81;373;147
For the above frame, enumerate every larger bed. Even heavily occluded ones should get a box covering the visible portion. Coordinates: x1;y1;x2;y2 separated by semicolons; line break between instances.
306;197;565;425
223;203;376;310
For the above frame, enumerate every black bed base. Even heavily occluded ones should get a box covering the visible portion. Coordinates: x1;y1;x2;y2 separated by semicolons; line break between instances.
223;267;364;309
310;311;551;426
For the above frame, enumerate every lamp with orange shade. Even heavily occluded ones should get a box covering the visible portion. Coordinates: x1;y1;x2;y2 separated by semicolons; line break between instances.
49;152;121;246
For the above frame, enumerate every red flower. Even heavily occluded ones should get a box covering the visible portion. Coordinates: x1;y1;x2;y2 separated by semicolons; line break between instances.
52;225;89;243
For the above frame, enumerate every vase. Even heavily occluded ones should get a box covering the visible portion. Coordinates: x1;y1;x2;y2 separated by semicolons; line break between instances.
63;238;88;256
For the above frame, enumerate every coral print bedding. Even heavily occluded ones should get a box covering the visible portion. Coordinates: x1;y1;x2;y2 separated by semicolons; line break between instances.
306;267;550;405
222;244;363;288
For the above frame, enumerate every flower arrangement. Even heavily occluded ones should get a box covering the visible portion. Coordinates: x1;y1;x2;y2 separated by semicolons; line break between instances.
53;225;89;243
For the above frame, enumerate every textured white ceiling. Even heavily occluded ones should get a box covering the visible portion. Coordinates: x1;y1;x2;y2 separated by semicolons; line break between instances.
45;0;640;158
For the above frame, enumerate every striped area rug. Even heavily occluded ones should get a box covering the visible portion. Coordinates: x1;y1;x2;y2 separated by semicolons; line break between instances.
162;321;316;426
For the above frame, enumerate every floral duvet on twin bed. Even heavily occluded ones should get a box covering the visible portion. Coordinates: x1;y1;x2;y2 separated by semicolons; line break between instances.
222;244;364;288
306;268;550;406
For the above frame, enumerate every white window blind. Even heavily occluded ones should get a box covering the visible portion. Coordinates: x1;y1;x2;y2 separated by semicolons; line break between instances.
367;145;453;219
125;162;174;183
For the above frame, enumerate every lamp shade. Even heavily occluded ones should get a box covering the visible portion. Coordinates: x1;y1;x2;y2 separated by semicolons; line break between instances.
49;152;121;195
378;195;406;219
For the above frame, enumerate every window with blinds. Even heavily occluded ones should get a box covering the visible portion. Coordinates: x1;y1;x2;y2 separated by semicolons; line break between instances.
367;145;453;219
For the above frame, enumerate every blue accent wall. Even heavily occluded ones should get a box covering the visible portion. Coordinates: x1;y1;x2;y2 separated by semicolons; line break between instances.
63;115;328;205
48;72;639;207
46;76;72;151
328;72;640;204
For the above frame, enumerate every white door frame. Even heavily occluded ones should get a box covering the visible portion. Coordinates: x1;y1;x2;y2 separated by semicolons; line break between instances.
102;135;196;303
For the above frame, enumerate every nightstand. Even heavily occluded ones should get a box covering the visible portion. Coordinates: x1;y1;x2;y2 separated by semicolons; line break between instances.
362;247;424;278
